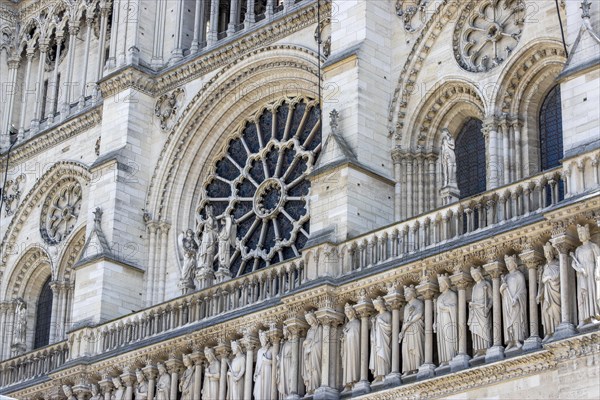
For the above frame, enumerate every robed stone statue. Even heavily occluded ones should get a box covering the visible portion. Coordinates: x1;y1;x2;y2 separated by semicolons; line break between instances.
203;347;221;400
341;303;360;391
227;340;246;400
302;311;322;394
369;297;391;382
500;255;527;350
156;363;171;400
277;326;294;397
570;224;600;326
399;286;424;375
538;242;561;341
434;274;458;365
468;267;492;356
253;330;273;400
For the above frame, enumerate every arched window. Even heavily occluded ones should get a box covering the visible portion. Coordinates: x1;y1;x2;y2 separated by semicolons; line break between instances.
456;118;486;199
34;278;53;349
539;85;564;170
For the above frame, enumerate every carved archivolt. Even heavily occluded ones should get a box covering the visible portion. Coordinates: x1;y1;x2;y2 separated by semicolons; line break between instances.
395;0;428;33
2;174;25;217
453;0;525;73
198;96;321;275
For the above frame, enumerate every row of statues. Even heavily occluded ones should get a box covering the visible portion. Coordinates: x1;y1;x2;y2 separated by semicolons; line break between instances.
178;205;237;290
60;225;599;399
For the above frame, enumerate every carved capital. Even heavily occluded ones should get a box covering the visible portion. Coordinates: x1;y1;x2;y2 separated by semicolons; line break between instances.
416;280;439;300
284;317;309;338
120;368;136;387
165;356;183;374
142;364;158;381
519;249;544;270
315;308;344;327
483;260;506;279
450;271;473;290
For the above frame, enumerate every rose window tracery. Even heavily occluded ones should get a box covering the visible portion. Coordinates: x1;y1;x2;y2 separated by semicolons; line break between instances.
198;97;321;276
40;178;82;245
454;0;525;72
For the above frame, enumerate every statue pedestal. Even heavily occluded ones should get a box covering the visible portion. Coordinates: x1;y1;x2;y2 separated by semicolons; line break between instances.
485;345;505;363
11;343;26;357
352;380;371;396
416;363;436;380
440;186;460;205
196;267;215;289
215;268;232;283
551;322;578;341
314;386;339;400
450;353;471;372
178;280;195;295
523;335;542;352
384;372;402;387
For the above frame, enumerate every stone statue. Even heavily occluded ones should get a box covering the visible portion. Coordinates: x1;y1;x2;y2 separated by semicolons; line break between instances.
369;296;392;382
179;354;194;400
197;204;219;270
399;286;424;375
468;266;492;356
538;242;561;341
341;303;360;391
227;340;246;400
112;377;125;400
156;362;171;400
62;385;76;400
135;369;149;400
440;128;457;188
14;298;27;345
277;325;293;397
203;347;220;400
570;224;600;326
178;229;198;287
434;274;458;365
218;215;237;270
302;311;322;394
90;384;102;400
500;255;527;350
253;330;273;400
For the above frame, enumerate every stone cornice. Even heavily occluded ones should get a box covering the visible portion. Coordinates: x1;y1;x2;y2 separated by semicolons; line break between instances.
98;1;324;98
0;106;102;165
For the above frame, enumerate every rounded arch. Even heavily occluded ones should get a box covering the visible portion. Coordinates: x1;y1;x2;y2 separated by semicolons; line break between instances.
0;161;91;273
404;79;486;152
145;45;321;230
55;225;86;282
2;246;52;301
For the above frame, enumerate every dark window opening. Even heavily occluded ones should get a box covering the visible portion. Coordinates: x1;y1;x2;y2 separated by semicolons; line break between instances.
539;85;564;170
34;278;53;349
456;118;487;199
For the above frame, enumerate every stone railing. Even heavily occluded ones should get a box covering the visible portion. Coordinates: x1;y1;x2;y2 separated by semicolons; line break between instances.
67;257;305;360
342;167;567;272
0;340;69;388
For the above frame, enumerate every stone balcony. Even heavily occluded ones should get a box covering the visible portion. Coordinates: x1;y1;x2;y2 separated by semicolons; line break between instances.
1;148;599;399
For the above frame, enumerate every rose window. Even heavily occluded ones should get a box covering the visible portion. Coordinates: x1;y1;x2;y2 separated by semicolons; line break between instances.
40;178;82;245
199;97;321;276
454;0;525;72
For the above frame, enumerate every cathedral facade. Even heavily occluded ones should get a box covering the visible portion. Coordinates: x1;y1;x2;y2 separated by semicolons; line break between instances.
0;0;599;399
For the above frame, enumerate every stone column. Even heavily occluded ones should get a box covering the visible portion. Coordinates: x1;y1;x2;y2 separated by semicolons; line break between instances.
484;261;506;362
242;330;258;400
268;325;283;400
166;355;183;400
96;4;110;81
284;317;308;400
216;341;231;400
121;368;136;400
190;347;205;400
208;0;219;45
61;23;80;119
512;119;523;179
17;48;35;138
483;118;499;189
99;376;114;400
315;307;344;399
383;286;404;385
450;272;473;372
245;0;256;28
191;0;206;52
142;363;157;400
157;222;170;303
31;39;49;129
353;298;373;395
78;18;94;109
1;56;20;150
416;279;438;380
520;249;544;351
73;381;92;400
550;233;578;339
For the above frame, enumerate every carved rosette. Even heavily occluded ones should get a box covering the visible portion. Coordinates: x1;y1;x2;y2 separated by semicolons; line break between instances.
40;178;82;245
155;88;185;131
453;0;525;72
198;96;321;276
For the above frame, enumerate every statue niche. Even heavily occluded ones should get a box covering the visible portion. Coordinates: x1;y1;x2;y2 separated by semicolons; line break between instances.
439;128;460;205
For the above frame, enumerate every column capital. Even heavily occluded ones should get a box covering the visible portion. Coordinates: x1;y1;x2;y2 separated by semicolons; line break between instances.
519;249;544;270
7;56;20;69
383;284;405;309
240;329;259;352
284;317;309;338
142;364;158;381
416;280;438;299
190;349;206;366
483;260;506;279
550;234;576;254
98;376;114;395
215;342;231;359
353;297;375;318
450;271;473;290
165;356;183;374
267;324;283;344
315;308;344;327
120;368;136;387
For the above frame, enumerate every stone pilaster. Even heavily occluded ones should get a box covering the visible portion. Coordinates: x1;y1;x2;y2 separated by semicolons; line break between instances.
520;249;545;351
484;261;507;363
416;279;438;380
450;271;473;372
